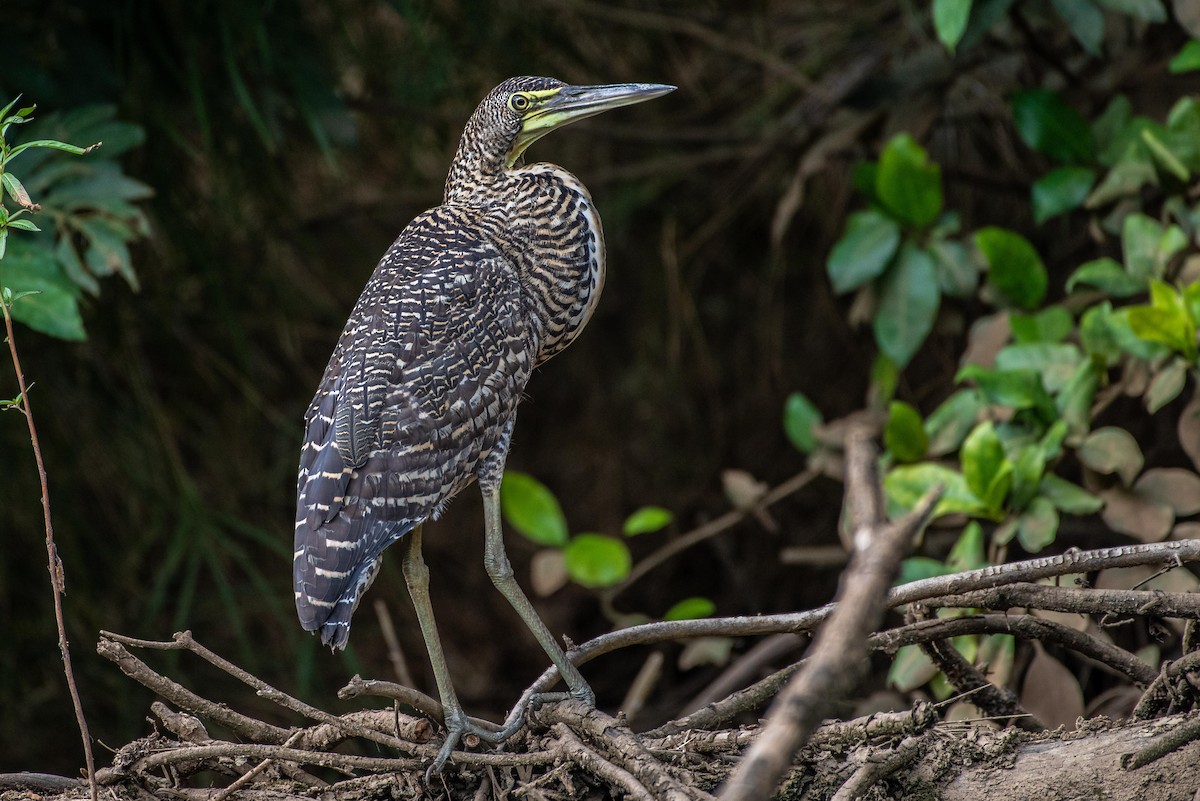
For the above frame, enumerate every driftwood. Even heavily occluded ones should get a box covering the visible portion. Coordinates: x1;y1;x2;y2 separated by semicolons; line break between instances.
7;430;1200;800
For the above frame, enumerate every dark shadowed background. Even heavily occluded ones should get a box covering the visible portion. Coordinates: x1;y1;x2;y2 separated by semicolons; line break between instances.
0;0;1192;774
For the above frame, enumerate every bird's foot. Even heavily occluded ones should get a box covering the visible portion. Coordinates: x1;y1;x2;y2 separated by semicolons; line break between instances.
426;705;516;779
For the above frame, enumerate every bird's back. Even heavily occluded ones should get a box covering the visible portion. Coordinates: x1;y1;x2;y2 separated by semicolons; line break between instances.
294;204;536;647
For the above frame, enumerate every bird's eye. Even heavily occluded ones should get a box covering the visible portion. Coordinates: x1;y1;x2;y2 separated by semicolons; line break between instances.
509;93;531;112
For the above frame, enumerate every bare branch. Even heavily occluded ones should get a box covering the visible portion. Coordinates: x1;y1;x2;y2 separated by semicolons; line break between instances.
718;431;938;800
872;613;1159;686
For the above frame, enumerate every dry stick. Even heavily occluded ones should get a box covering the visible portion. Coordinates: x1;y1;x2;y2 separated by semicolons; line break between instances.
549;724;655;801
680;633;805;716
719;428;939;801
102;630;422;755
922;583;1200;619
97;639;291;744
1134;649;1200;720
829;735;925;801
512;541;1200;711
339;675;500;733
1122;715;1200;769
538;700;710;801
373;599;416;688
872;613;1159;686
209;730;305;801
907;606;1041;731
2;302;98;801
129;742;552;775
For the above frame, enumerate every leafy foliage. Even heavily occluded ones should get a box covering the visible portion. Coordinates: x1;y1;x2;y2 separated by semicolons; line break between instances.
0;100;149;339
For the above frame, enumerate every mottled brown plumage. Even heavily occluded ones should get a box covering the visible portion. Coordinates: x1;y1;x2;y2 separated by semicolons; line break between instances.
292;75;673;770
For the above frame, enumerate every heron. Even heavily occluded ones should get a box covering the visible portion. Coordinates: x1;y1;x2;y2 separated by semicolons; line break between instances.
293;76;674;770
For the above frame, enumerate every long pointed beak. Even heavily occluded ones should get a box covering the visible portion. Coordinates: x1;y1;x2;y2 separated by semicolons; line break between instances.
509;82;675;166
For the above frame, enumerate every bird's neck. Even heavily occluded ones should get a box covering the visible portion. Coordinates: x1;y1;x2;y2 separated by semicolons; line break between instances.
449;163;607;364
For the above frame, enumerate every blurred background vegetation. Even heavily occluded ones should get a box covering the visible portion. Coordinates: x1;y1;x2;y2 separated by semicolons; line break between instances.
3;0;1199;775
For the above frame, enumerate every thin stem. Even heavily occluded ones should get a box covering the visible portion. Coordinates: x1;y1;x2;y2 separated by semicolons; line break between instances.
2;300;97;801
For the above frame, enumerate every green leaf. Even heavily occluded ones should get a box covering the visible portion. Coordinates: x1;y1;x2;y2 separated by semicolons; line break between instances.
1;171;36;209
925;389;983;456
1169;40;1200;73
885;463;985;518
563;534;631;588
783;391;823;453
929;239;980;299
961;421;1011;513
1078;427;1144;486
1011;90;1094;164
1092;96;1133;162
897;557;951;585
1056;360;1099;440
1122;214;1184;281
1093;0;1166;22
876;133;944;228
1052;0;1104;54
1032;166;1096;223
1087;143;1158;206
1010;443;1047;510
1127;280;1197;360
1009;307;1073;344
885;400;928;463
500;472;569;547
827;209;902;294
5;219;40;232
663;597;716;621
6;138;94;160
933;0;973;52
869;353;900;407
888;644;939;692
874;243;940;367
623;506;673;537
1146;357;1188;414
1039;474;1104;514
994;343;1083;393
1079;302;1121;363
1017;496;1060;552
1066;257;1145;297
1142;128;1190;181
947;521;987;571
975;227;1047;309
956;364;1056;419
0;238;85;340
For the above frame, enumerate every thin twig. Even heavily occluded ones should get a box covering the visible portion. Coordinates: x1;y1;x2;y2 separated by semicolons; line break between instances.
829;735;925;801
210;730;304;801
922;584;1200;619
1122;715;1200;769
1134;650;1200;720
719;429;939;800
907;607;1041;731
2;300;98;801
102;630;421;754
549;724;654;800
510;542;1200;711
338;675;499;733
871;613;1159;686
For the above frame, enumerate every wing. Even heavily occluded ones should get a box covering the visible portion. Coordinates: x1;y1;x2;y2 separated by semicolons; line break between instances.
294;207;536;648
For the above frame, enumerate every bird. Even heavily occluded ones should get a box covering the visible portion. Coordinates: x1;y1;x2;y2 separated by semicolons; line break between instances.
293;76;674;771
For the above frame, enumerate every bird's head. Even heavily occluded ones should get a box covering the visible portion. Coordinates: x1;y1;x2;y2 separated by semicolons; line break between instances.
448;76;674;191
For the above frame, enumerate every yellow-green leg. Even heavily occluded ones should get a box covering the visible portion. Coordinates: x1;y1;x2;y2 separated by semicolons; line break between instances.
402;524;509;775
481;485;594;705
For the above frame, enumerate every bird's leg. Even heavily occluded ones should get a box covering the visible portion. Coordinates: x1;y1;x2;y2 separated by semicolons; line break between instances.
481;484;596;715
401;524;509;776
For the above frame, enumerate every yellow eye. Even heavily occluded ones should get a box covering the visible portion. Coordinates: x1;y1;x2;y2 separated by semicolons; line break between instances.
509;93;531;112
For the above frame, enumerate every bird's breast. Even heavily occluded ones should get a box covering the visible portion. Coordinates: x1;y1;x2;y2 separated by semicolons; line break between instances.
505;164;606;364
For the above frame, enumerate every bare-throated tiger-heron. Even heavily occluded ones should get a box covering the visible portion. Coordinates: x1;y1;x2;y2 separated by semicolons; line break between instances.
293;76;674;770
